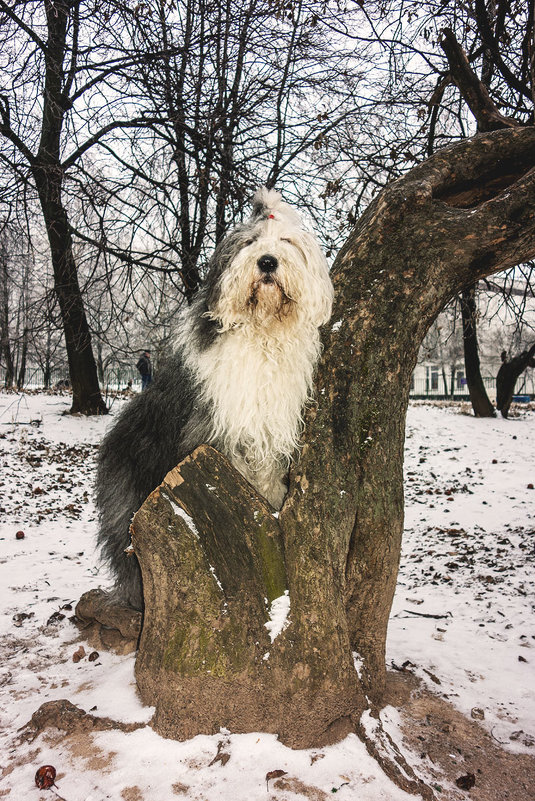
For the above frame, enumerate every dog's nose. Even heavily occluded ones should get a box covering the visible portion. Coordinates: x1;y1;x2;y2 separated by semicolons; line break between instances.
257;254;278;273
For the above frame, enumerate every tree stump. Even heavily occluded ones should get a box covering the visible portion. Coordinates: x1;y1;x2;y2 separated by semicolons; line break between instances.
132;446;364;748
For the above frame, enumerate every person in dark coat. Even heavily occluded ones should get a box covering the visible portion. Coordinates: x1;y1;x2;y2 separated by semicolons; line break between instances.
136;350;152;390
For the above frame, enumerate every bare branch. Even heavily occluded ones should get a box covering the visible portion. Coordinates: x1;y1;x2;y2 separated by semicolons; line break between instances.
440;28;521;132
0;0;47;52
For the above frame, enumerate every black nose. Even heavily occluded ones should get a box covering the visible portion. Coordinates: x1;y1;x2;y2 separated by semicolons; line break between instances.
257;254;278;273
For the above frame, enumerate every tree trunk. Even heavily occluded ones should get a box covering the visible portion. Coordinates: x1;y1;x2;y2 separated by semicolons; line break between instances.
441;366;447;396
16;326;28;390
43;325;52;390
133;129;535;759
0;257;14;388
460;284;496;416
34;167;107;414
31;0;107;416
496;344;535;418
96;342;105;385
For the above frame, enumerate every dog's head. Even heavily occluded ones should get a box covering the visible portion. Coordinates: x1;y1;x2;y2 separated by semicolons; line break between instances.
203;189;333;331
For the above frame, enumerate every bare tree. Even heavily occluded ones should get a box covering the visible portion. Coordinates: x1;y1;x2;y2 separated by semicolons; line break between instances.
0;217;33;388
0;0;368;382
363;1;534;417
0;240;15;388
496;344;535;418
70;0;367;311
460;284;496;415
0;1;171;412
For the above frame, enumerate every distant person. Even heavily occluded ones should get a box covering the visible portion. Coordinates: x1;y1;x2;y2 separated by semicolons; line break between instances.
54;378;71;390
136;350;152;390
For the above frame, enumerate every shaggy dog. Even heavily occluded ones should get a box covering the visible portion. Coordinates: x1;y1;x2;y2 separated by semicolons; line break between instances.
96;188;334;610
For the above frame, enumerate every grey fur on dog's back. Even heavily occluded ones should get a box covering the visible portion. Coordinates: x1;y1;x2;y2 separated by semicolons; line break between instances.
96;354;199;609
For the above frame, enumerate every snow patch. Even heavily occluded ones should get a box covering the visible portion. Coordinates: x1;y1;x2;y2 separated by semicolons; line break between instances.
209;564;223;593
264;590;290;642
164;493;200;539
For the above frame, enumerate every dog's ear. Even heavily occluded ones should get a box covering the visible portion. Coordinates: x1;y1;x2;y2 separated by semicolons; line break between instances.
299;232;335;327
202;226;246;317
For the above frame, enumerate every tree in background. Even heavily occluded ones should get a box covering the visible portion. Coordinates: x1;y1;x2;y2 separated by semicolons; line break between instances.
74;0;366;302
0;218;37;388
0;0;372;393
1;0;533;406
460;284;496;415
496;344;535;418
0;0;182;411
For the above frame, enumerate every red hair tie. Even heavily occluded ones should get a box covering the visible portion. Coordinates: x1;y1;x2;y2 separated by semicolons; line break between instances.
268;213;275;219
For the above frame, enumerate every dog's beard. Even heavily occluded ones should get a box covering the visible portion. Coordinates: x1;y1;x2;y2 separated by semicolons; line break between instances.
247;274;295;321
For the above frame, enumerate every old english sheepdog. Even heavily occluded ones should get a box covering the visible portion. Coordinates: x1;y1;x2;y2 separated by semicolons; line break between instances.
96;188;334;610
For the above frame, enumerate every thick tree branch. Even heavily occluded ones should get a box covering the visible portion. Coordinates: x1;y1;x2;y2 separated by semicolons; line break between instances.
440;28;521;131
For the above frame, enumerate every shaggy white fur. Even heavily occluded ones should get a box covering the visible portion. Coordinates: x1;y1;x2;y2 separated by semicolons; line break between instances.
176;188;333;508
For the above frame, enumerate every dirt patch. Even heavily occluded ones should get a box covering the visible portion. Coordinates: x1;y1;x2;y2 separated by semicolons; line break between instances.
46;727;117;773
1;748;40;780
121;787;144;801
272;776;330;800
385;671;535;800
172;783;190;795
4;700;147;792
20;698;146;742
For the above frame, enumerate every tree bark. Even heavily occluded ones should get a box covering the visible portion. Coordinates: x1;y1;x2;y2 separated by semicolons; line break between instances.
496;344;535;418
133;129;535;754
133;447;365;748
460;285;496;416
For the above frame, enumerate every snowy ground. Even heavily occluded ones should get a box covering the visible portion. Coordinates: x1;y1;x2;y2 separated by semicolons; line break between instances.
0;392;533;800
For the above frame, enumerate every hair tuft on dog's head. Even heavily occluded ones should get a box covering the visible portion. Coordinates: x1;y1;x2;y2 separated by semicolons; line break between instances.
250;187;303;228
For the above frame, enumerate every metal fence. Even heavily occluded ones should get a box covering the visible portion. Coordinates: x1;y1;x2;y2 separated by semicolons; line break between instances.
410;373;534;400
0;366;142;392
409;375;495;400
2;365;534;401
99;367;141;391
